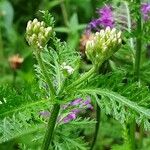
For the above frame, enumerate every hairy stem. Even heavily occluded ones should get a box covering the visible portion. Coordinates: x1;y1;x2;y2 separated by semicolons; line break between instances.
124;1;135;64
90;103;101;150
134;0;142;81
35;51;55;99
41;104;60;150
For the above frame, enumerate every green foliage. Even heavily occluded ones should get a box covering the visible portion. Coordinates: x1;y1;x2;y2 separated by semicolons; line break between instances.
1;1;150;150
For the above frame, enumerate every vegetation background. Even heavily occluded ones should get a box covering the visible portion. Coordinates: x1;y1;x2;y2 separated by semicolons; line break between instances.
0;0;150;150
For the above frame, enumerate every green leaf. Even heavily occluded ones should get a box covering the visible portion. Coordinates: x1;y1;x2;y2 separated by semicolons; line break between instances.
77;88;150;130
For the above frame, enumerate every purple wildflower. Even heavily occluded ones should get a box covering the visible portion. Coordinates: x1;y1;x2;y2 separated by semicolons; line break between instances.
97;5;114;28
63;113;76;123
87;5;114;32
40;97;93;124
141;3;150;20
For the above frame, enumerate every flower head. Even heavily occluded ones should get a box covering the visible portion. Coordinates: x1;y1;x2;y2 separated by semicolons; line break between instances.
8;54;24;70
97;5;114;28
87;5;114;32
26;18;52;49
86;27;122;66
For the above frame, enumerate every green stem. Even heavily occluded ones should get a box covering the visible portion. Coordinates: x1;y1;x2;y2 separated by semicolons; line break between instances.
90;103;101;150
129;1;142;149
134;0;142;81
41;104;60;150
139;124;144;148
129;120;136;150
66;66;96;91
35;52;55;99
124;1;135;64
60;0;68;26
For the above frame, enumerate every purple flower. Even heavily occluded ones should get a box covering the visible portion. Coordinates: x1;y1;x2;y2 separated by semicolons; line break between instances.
39;97;93;124
63;113;76;123
87;5;114;32
141;3;150;20
97;5;114;28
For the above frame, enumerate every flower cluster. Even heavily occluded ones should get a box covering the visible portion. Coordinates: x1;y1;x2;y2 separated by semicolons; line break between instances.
26;18;52;49
86;27;122;66
39;98;93;124
87;5;114;32
141;3;150;20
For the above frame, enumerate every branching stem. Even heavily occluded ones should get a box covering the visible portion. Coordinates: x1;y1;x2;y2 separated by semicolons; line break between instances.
35;51;60;150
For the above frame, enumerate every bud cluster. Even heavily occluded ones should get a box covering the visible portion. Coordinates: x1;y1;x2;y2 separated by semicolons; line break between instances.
26;18;52;49
85;27;122;66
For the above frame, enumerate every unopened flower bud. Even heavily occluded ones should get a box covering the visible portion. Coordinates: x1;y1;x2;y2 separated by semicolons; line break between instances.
85;27;122;66
32;18;38;24
26;18;53;49
40;21;45;27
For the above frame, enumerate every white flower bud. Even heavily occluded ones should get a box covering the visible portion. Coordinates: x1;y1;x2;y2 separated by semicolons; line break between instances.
40;21;45;27
26;18;53;49
105;26;111;33
32;18;38;24
46;27;52;33
40;26;45;33
45;27;52;37
117;31;122;38
118;39;122;44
